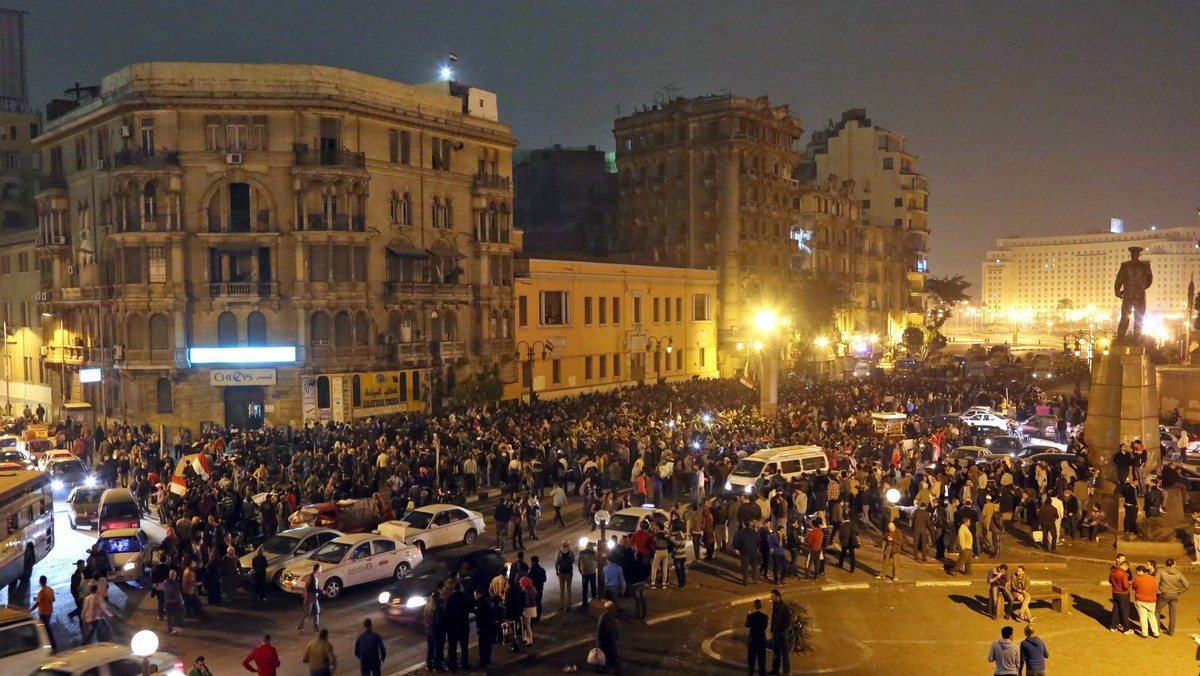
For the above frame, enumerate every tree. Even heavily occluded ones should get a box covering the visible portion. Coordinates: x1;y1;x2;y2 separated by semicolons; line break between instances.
782;271;853;338
449;372;503;407
1057;298;1074;311
925;274;973;306
902;325;925;354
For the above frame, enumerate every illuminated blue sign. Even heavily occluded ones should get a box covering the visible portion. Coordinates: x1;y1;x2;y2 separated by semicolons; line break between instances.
187;346;296;365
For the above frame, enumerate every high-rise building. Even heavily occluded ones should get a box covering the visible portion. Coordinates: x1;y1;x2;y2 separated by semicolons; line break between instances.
513;145;616;256
803;109;929;322
982;226;1200;326
613;95;805;372
33;62;519;428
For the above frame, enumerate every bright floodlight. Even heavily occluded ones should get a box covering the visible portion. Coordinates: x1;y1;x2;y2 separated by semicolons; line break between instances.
701;413;712;424
753;340;764;350
814;337;829;348
755;310;777;332
885;488;901;504
131;629;158;657
440;66;453;80
578;536;590;548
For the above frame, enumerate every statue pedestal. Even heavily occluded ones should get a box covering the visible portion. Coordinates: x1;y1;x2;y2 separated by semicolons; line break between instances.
1086;346;1163;530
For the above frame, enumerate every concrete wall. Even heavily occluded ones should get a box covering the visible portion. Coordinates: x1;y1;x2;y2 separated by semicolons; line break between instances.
1157;365;1200;422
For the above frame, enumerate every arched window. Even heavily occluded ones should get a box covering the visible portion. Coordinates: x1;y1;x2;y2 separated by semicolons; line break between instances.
399;310;414;343
354;311;369;346
149;313;170;350
476;209;487;241
247;311;267;346
334;311;353;346
142;183;157;223
310;311;331;345
388;192;398;224
489;310;499;339
217;311;238;347
401;193;412;225
487;202;498;241
156;377;173;413
443;311;457;341
500;204;510;242
443;198;452;229
126;315;147;350
501;310;511;339
431;197;442;228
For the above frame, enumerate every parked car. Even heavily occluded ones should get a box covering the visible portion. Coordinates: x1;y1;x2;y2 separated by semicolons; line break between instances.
238;526;342;587
379;547;506;623
928;414;962;429
30;642;184;676
1021;452;1088;473
47;458;96;494
983;435;1023;455
376;504;486;553
605;506;671;542
961;408;1010;429
278;533;420;600
927;446;1007;474
0;434;23;453
288;497;391;533
1021;415;1063;441
0;449;35;471
1170;464;1200;492
1161;431;1182;460
0;607;51;676
95;528;150;584
66;486;105;529
1017;440;1069;458
37;448;74;470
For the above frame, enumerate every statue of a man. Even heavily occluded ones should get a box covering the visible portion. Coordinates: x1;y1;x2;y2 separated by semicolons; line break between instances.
1115;246;1153;342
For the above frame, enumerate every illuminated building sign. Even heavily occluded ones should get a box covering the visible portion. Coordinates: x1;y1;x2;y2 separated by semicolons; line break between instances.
79;368;102;383
187;346;296;365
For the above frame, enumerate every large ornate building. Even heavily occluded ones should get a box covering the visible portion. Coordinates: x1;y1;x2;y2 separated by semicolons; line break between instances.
33;62;518;429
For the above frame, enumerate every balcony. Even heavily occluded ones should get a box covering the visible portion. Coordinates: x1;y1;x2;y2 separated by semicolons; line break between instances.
38;173;68;192
43;345;85;365
123;349;175;366
209;281;275;298
309;344;370;364
902;175;928;192
293;147;366;170
431;340;467;362
35;233;71;250
303;214;366;232
112;149;180;170
472;173;512;192
384;281;471;303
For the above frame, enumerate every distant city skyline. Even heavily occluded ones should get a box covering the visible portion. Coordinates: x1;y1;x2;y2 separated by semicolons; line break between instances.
6;0;1199;290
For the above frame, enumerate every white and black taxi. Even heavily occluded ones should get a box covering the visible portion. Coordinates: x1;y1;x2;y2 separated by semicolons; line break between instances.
278;532;421;600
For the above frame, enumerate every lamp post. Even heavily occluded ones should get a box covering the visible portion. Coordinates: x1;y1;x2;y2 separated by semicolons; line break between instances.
1063;329;1114;368
42;312;64;421
515;340;553;404
646;336;673;385
753;310;782;418
131;629;158;676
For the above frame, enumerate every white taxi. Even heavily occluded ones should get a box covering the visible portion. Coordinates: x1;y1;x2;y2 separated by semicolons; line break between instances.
277;533;420;600
376;504;486;552
604;505;671;542
38;448;74;470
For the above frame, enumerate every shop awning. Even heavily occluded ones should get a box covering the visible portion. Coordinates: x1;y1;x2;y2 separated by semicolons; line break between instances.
427;247;466;260
386;245;429;259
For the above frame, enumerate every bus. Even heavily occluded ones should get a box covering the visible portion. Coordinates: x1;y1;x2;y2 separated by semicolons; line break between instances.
0;470;54;589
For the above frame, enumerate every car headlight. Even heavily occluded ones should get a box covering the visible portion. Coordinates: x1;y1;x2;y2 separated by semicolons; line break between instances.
744;484;754;494
405;595;426;608
51;480;64;491
378;592;391;604
123;561;137;571
724;481;732;491
84;476;97;488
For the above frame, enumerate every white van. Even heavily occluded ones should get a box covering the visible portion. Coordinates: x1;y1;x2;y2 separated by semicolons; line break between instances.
0;607;51;676
724;445;829;495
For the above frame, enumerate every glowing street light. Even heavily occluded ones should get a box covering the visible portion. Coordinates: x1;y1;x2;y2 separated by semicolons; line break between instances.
755;310;778;332
885;488;901;504
814;337;829;348
131;630;159;676
440;66;453;80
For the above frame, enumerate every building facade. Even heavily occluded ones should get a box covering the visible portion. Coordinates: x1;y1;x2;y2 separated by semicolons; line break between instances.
0;229;49;413
513;145;615;256
803;109;929;323
982;226;1200;326
514;257;719;398
33;62;519;429
612;95;806;373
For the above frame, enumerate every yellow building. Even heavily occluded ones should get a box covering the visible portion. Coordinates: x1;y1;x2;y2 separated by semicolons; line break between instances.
33;62;519;428
513;257;719;398
0;230;50;413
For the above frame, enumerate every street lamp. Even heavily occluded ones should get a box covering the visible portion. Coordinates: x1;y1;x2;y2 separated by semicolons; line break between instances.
646;336;673;385
515;340;553;404
131;629;158;676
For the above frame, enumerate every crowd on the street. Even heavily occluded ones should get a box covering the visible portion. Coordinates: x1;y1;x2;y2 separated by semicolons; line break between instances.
7;369;1195;674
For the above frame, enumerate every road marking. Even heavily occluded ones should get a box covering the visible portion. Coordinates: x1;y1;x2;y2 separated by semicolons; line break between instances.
915;580;972;587
821;583;870;591
700;628;732;662
730;594;765;606
647;609;693;625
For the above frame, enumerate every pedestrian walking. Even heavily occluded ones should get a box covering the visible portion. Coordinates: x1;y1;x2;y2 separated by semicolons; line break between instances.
1131;565;1161;638
187;655;213;676
734;521;760;585
671;528;689;588
67;560;85;622
837;518;859;572
241;634;280;676
301;628;337;676
163;569;185;635
251;547;269;602
1019;625;1049;676
220;546;240;601
555;541;575;611
297;563;321;632
987;625;1020;676
551;483;568;527
354;618;386;676
876;522;897;581
745;599;769;676
81;583;112;644
32;575;57;653
769;588;792;675
952;517;974;575
1155;557;1190;636
494;500;512;554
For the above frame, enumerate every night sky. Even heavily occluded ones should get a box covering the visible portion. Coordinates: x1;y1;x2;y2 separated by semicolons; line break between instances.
7;1;1199;291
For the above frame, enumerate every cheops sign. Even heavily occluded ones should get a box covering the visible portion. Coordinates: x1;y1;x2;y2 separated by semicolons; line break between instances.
209;368;276;387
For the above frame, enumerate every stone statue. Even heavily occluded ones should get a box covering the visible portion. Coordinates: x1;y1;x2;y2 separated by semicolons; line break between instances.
1115;246;1152;343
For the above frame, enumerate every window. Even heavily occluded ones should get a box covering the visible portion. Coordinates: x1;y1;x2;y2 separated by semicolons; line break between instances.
699;347;706;368
692;294;711;321
613;353;621;377
389;192;399;224
139;117;155;155
676;349;683;370
226;119;248;150
584;297;593;325
156;378;173;413
653;297;661;323
16;252;27;272
400;131;411;164
142;183;157;221
518;296;528;327
148;247;166;283
599;355;608;378
308;245;329;281
894;197;903;207
598;297;607;325
247;311;267;346
612;297;621;325
675;297;682;322
228;182;251;232
400;193;412;225
431;197;441;228
373;539;396;555
0;255;7;274
664;297;671;323
883;157;893;170
633;297;642;324
217;312;238;347
389;130;399;162
540;291;568;325
584;356;593;380
552;359;561;384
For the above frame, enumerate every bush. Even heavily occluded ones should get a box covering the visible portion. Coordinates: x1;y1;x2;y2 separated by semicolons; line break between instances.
787;601;812;654
1126;516;1185;544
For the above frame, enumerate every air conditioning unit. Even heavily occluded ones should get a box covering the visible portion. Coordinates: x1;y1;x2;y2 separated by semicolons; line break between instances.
66;265;75;275
119;125;132;138
113;344;124;360
96;159;108;170
225;152;243;165
39;346;47;356
35;291;49;302
51;235;66;245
